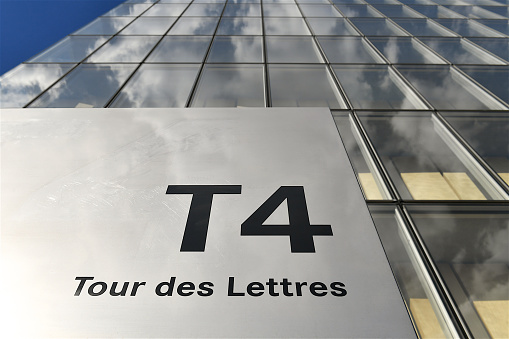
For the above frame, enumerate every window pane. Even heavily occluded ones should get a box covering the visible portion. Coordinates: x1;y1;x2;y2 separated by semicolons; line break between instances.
334;114;392;200
103;3;152;16
207;36;263;62
474;19;509;35
407;4;466;18
167;17;220;35
73;17;134;35
264;18;311;35
367;205;454;337
332;0;369;4
479;5;509;18
266;36;323;62
296;0;331;4
299;4;343;17
191;64;265;107
444;5;507;18
0;64;72;108
110;64;200;107
306;17;360;35
263;4;302;16
332;65;427;109
350;18;409;36
29;36;109;63
335;5;384;17
368;37;446;64
459;65;509;104
433;18;506;37
468;37;509;61
419;37;506;64
397;65;507;110
216;17;262;35
392;18;457;36
183;3;225;16
147;36;211;62
406;205;509;338
119;17;177;35
87;36;159;62
372;4;425;17
269;64;347;108
318;36;386;63
142;4;188;16
29;64;136;108
442;112;509;185
358;112;505;200
223;4;261;16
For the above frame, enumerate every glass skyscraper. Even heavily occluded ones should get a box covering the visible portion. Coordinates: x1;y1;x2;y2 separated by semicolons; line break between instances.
1;0;508;337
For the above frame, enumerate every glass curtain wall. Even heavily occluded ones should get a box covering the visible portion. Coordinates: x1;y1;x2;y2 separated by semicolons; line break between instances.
1;0;508;337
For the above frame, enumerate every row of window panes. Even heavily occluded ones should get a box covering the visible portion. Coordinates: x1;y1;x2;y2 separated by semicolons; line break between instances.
123;0;508;5
334;111;509;201
104;1;509;20
368;204;508;339
71;15;508;42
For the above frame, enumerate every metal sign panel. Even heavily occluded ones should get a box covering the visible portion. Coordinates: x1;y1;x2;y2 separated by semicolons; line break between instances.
1;107;415;338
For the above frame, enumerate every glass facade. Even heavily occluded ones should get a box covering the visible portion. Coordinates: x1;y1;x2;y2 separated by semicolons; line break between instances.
1;0;508;337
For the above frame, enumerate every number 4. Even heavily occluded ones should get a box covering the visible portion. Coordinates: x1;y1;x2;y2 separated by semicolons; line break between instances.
241;186;333;253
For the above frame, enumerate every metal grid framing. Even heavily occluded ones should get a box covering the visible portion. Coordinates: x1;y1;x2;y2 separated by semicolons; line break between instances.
2;0;509;337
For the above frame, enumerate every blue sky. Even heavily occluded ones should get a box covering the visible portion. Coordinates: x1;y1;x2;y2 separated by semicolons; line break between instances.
1;0;125;75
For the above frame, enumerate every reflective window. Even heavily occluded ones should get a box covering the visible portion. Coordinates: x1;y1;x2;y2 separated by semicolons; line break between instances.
419;37;506;64
396;0;437;4
335;5;384;17
168;17;219;35
126;0;159;3
474;19;509;36
296;0;331;3
264;18;311;35
191;64;265;107
263;0;296;3
263;4;302;16
433;18;506;37
223;4;261;16
478;5;509;18
0;64;72;108
306;18;360;35
183;3;225;16
193;0;226;2
29;36;109;63
444;5;507;18
103;3;152;16
350;18;409;36
207;36;263;62
397;65;507;110
29;64;136;108
368;37;446;64
119;17;177;35
392;18;457;36
406;205;509;338
372;4;425;17
331;0;369;4
459;66;509;104
441;112;509;185
364;0;402;4
110;64;200;107
72;17;133;35
86;36;159;63
318;36;386;63
266;37;323;62
142;4;188;16
334;114;393;200
367;205;456;337
407;4;466;18
229;0;261;3
146;36;212;62
158;0;191;3
216;17;262;35
333;65;427;109
299;5;343;17
269;64;346;108
358;112;504;200
468;37;509;61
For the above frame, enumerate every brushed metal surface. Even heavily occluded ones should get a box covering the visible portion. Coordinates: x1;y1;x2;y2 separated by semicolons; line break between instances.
1;107;415;338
